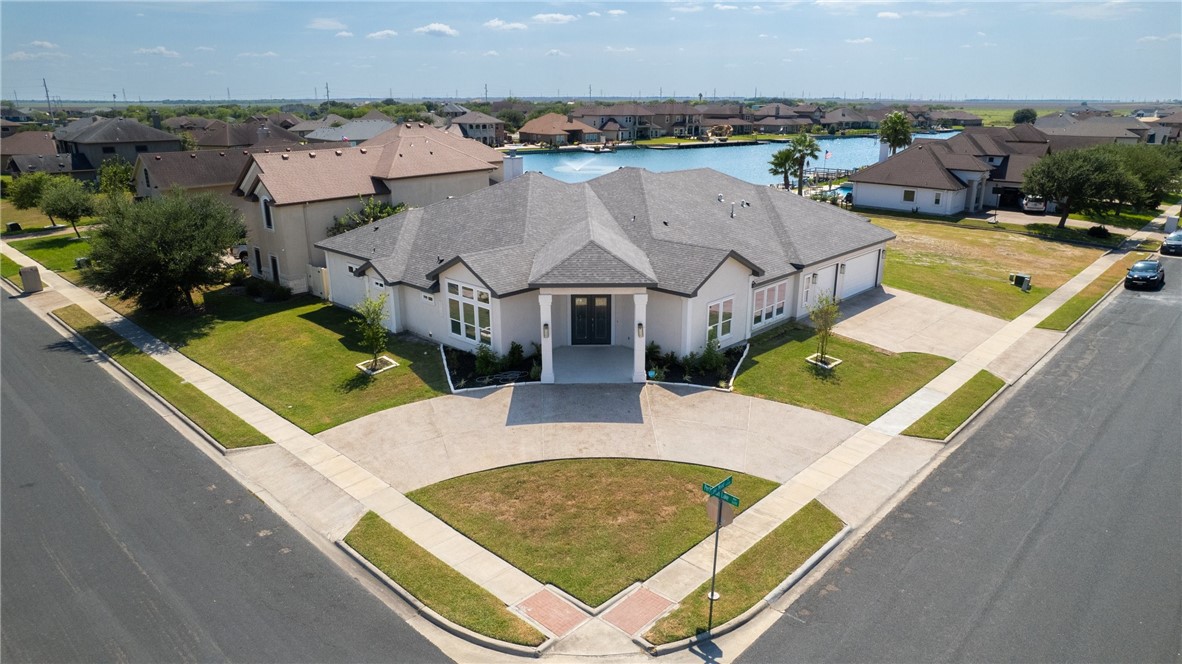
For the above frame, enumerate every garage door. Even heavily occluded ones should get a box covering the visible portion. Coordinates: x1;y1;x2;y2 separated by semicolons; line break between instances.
841;251;880;299
814;264;838;301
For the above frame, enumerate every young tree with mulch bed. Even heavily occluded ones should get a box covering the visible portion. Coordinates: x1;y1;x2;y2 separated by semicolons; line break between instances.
809;293;841;367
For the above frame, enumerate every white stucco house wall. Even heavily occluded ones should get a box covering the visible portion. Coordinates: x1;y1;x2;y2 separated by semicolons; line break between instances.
316;168;893;384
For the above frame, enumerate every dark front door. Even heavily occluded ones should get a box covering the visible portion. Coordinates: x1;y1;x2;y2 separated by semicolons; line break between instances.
571;295;611;345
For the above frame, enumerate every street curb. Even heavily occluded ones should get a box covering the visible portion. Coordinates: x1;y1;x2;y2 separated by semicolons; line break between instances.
335;540;551;658
933;381;1011;444
1059;273;1127;335
634;524;852;655
46;310;259;458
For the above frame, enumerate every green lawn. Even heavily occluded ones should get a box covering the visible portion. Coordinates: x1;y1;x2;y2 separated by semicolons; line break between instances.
113;290;447;434
1037;252;1150;331
875;217;1104;320
407;459;779;607
53;305;271;449
1;255;20;280
6;234;92;272
735;325;953;424
902;370;1005;440
645;500;843;645
1072;207;1161;231
1;198;100;236
960;107;1062;127
345;512;546;646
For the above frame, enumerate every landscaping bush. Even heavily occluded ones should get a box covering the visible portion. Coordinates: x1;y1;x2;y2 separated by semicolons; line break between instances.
225;263;249;286
646;341;662;366
244;277;292;302
699;337;726;374
1086;225;1111;239
529;362;541;381
505;341;525;369
474;344;500;376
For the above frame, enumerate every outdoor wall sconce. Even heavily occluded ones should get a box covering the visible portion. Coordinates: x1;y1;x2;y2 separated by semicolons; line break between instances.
811;273;818;284
839;264;846;274
542;323;550;339
637;322;644;338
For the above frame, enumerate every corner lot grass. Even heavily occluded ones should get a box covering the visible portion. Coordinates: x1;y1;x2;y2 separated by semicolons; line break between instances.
1073;207;1160;231
53;305;270;449
1037;252;1149;331
902;370;1005;440
735;325;953;424
874;218;1104;320
112;290;448;434
407;459;779;608
345;511;545;646
644;500;843;645
1;198;100;236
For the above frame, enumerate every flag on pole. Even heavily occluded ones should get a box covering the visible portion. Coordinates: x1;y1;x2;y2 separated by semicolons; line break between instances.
824;150;832;160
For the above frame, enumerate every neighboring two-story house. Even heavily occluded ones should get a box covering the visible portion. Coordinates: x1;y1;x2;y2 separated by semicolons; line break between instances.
54;116;182;169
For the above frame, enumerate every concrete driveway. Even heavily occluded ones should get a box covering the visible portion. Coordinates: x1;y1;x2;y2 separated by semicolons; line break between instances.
835;286;1008;360
315;384;866;492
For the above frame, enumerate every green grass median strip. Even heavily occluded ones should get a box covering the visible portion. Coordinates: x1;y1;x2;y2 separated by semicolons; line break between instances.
736;325;953;424
1036;252;1149;331
644;500;843;645
53;305;271;449
902;370;1005;440
344;511;546;647
1;255;20;280
7;234;92;272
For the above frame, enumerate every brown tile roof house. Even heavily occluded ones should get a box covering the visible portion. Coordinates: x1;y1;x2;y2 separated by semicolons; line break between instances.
358;109;393;121
518;113;601;145
193;121;304;149
134;141;350;198
2;131;58;163
753;103;801;120
927;110;984;126
289;114;349;136
162;116;215;132
821;108;870;128
448;111;505;147
231;122;507;294
852;142;991;190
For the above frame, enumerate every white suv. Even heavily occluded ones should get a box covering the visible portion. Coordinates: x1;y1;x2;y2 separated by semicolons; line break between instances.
1022;196;1046;213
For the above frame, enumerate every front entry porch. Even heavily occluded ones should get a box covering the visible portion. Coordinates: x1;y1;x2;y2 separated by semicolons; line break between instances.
552;346;635;384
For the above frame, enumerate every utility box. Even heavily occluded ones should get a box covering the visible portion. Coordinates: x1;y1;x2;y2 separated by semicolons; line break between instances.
1013;273;1032;291
1166;216;1179;234
18;265;43;293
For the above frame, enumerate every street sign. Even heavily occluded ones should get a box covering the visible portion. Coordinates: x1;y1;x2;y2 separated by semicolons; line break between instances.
702;477;740;507
706;499;735;527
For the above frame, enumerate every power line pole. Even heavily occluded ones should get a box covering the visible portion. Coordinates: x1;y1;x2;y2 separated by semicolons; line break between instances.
325;82;330;102
122;88;127;104
227;87;231;102
484;83;488;102
42;78;52;118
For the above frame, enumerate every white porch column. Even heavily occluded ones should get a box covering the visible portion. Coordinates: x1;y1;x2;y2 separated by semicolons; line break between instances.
539;294;555;383
633;293;648;383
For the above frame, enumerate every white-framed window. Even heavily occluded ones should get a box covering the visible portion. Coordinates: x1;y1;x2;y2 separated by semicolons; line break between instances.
447;280;491;345
934;192;942;205
707;297;734;340
903;190;916;203
262;198;274;230
753;282;788;327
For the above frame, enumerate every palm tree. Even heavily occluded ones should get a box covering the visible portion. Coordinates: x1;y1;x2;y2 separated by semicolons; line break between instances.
878;111;913;156
769;133;821;196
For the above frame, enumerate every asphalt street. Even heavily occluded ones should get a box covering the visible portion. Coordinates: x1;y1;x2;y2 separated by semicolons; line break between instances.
742;255;1182;663
0;295;449;663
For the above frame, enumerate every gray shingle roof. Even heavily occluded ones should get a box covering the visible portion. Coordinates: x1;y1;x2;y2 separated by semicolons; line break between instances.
55;117;180;145
305;120;397;142
318;168;893;296
8;153;94;175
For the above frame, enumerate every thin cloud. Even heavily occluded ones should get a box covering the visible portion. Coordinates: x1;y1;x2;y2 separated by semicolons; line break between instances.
134;46;180;57
307;18;347;30
366;30;398;39
180;62;194;67
336;31;353;38
608;9;627;16
911;8;971;18
31;40;59;49
484;18;527;30
195;46;215;52
414;23;459;37
206;70;223;76
1052;1;1140;20
6;50;67;61
976;31;987;37
546;48;570;56
715;4;739;10
533;13;578;24
845;37;872;44
483;50;500;57
1138;33;1181;42
670;4;704;12
605;46;636;53
587;11;602;17
237;51;278;57
877;11;901;19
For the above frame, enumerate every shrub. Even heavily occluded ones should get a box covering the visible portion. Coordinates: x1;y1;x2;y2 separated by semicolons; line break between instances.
529;362;541;381
662;350;679;368
475;344;500;376
699;336;726;374
225;263;249;286
244;277;291;302
646;341;662;366
1087;225;1111;239
530;341;542;361
683;351;700;377
649;365;666;381
505;341;525;368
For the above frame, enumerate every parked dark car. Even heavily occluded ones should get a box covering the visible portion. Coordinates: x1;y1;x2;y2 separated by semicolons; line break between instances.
1161;230;1182;256
1124;260;1165;289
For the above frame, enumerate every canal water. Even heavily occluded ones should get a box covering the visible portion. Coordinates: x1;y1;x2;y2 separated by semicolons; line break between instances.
521;131;959;186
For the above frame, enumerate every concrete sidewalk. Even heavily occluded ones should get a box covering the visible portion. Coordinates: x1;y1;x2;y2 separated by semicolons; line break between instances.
2;204;1171;660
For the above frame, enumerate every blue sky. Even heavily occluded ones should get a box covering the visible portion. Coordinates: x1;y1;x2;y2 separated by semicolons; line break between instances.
3;1;1179;103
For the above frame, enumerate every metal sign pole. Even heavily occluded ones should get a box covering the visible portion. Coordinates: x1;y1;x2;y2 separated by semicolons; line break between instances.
707;491;723;633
